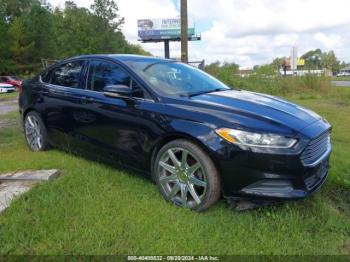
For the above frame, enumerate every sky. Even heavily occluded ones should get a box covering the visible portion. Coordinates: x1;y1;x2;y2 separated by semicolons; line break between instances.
48;0;350;68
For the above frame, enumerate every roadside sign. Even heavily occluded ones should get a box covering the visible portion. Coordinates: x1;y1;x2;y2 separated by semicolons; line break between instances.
138;18;195;41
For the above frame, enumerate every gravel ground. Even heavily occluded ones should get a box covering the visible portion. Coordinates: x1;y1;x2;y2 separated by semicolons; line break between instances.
0;97;18;116
0;97;18;129
331;81;350;87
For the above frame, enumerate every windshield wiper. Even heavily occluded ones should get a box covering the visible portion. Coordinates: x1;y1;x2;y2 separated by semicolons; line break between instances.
185;88;228;98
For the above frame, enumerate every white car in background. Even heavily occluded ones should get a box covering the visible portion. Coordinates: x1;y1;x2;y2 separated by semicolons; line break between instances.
337;72;350;77
0;83;15;93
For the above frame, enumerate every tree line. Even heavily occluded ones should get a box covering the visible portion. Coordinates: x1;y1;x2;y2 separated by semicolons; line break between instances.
205;48;348;77
269;49;348;75
0;0;150;75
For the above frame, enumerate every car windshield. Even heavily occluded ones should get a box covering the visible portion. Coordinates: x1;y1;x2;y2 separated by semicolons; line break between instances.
10;76;20;80
127;61;230;97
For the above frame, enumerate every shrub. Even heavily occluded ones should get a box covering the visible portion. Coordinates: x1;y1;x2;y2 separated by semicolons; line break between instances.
206;67;332;97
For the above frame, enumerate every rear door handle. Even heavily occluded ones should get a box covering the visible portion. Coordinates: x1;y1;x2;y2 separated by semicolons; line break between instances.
41;89;62;96
81;96;95;103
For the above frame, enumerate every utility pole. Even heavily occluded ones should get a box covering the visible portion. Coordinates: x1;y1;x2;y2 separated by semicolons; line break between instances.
164;40;170;59
180;0;188;63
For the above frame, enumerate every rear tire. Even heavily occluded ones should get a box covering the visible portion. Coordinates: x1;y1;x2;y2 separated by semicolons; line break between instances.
24;111;50;152
153;139;221;212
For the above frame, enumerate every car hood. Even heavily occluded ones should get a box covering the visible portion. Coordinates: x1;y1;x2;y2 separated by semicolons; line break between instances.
189;90;323;133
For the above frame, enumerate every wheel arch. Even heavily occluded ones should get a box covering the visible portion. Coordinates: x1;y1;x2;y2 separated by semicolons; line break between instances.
23;107;37;119
149;131;222;182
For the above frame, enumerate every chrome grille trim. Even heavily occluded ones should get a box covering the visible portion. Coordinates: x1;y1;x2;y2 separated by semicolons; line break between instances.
301;132;331;167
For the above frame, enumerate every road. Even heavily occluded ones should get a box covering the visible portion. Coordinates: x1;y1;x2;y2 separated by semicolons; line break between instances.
331;81;350;87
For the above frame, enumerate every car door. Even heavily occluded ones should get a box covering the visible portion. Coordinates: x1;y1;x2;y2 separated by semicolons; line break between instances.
74;59;157;170
39;60;91;152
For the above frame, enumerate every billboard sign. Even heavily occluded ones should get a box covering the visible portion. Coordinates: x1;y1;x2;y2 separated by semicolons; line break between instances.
138;18;195;41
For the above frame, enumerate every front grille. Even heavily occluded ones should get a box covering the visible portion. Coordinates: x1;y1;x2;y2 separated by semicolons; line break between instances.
301;132;330;166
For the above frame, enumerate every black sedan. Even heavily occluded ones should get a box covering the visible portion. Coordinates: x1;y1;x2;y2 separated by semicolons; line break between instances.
19;55;332;211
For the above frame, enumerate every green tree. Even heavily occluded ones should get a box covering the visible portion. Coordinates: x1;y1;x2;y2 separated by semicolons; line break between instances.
8;17;35;65
205;61;239;84
23;4;57;60
0;0;35;21
205;61;221;76
255;64;276;76
91;0;124;31
301;49;322;70
272;57;285;71
54;4;99;57
0;0;150;75
0;1;12;73
320;51;339;73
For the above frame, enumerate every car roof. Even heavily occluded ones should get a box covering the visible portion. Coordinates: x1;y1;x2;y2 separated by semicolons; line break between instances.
42;55;177;74
68;54;174;64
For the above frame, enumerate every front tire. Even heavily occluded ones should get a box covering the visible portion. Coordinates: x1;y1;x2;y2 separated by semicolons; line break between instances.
24;111;50;152
154;139;221;211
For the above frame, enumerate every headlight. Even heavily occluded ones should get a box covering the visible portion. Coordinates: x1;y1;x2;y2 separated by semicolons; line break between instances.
216;128;297;148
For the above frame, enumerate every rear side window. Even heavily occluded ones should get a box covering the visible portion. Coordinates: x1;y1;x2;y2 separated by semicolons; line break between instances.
41;71;51;83
87;61;131;92
51;61;84;88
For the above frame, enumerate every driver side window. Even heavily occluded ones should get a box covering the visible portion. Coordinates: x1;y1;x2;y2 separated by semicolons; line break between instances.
87;60;144;98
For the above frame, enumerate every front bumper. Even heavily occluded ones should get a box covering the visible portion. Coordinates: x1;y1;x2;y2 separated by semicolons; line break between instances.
211;131;332;200
238;157;329;199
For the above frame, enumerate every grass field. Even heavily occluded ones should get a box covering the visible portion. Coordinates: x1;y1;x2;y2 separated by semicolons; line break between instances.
0;87;349;255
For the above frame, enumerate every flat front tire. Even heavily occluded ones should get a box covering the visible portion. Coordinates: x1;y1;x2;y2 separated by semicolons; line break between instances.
154;139;221;211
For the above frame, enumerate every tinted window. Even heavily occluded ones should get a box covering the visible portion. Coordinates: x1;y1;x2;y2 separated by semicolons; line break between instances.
87;61;132;92
41;70;51;83
87;60;145;98
51;61;84;88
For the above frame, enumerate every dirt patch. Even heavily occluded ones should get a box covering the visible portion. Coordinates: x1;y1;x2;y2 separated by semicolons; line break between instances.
335;102;350;107
326;187;350;214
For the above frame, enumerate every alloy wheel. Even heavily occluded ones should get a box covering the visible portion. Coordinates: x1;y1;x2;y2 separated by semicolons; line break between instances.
157;147;208;208
25;115;43;151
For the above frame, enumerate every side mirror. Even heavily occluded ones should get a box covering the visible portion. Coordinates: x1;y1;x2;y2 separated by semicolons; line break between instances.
103;85;133;98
